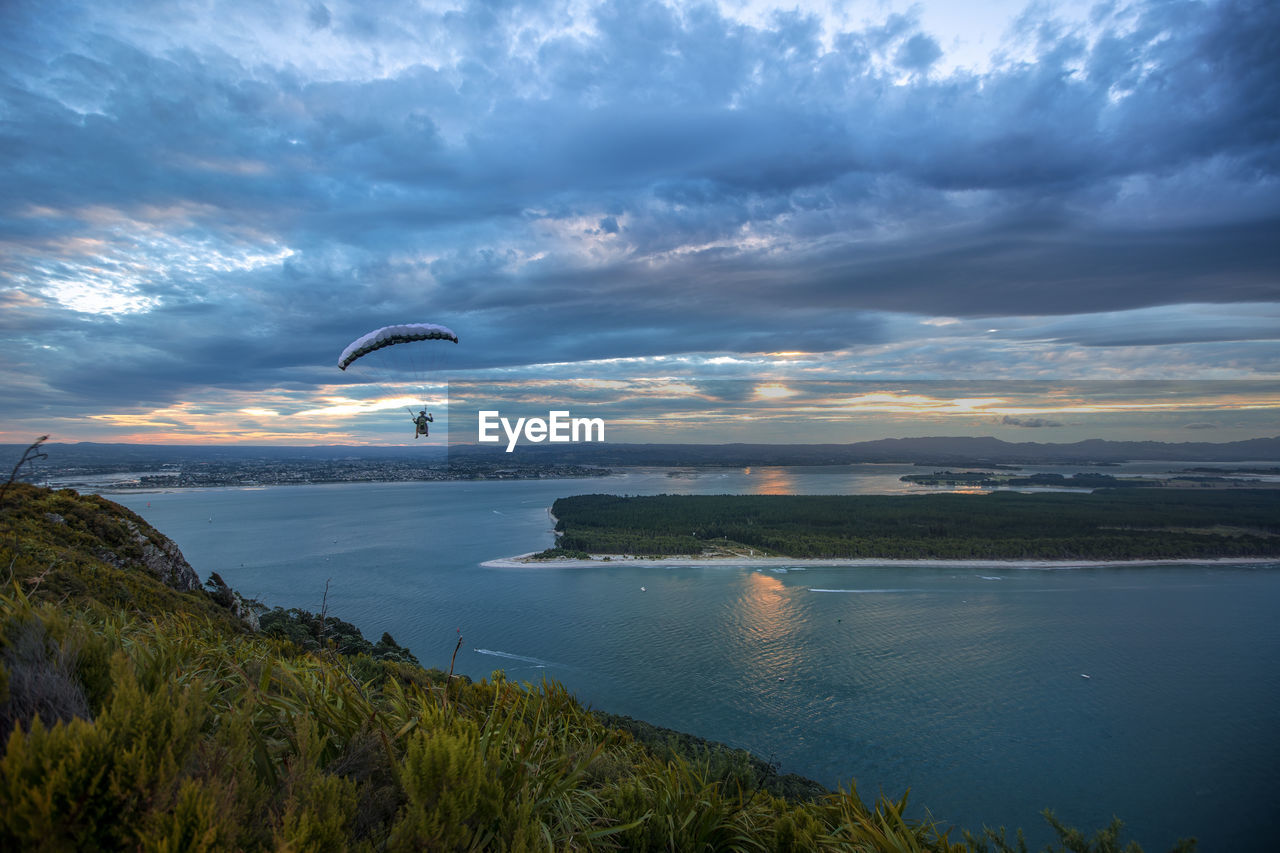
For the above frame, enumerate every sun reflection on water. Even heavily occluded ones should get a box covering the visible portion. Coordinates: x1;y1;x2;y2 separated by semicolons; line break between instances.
728;571;805;682
751;467;797;494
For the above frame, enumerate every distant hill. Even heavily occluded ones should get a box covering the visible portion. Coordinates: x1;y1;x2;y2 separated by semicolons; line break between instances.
834;435;1280;464
8;435;1280;469
451;435;1280;466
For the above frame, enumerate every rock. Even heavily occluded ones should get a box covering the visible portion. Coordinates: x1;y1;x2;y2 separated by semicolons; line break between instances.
227;591;261;632
123;520;202;592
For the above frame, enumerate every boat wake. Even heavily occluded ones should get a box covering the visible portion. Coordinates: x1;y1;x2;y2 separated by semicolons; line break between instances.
808;588;916;594
473;648;560;669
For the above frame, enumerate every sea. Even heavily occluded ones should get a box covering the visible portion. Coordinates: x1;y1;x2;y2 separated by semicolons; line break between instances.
106;464;1280;851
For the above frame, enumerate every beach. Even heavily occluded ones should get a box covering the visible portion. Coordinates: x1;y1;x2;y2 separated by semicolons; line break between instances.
484;552;1280;570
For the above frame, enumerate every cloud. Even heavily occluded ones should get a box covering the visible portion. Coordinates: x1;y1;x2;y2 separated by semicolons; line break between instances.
1;0;1277;441
959;303;1280;348
1002;416;1064;428
896;33;942;71
308;3;331;30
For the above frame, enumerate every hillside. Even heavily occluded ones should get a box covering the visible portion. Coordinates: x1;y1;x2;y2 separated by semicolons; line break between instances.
0;482;257;629
0;483;1192;851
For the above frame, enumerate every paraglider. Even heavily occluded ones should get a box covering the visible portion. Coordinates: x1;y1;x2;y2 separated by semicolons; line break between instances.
338;323;458;437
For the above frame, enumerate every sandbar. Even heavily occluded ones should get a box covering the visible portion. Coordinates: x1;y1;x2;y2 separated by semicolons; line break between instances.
483;553;1280;570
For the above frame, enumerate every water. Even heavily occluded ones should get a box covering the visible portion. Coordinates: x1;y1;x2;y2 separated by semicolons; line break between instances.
110;466;1280;851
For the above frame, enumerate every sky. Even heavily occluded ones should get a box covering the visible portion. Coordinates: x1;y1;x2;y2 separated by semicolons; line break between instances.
1;0;1277;445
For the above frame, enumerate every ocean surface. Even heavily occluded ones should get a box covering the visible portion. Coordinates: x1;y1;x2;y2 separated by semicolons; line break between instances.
110;464;1280;851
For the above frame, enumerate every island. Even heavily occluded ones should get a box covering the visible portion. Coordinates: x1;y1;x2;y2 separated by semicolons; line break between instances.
530;490;1280;562
898;470;1160;488
898;470;1275;489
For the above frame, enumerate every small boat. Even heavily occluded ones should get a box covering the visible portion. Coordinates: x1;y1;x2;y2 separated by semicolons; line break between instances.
640;586;646;592
1080;674;1091;679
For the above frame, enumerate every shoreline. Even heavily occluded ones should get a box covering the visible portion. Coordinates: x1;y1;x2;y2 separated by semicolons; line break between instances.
483;553;1280;570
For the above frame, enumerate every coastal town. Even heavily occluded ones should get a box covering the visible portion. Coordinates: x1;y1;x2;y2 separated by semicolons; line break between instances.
25;456;612;491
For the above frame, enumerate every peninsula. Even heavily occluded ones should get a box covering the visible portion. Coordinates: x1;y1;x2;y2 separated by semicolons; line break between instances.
531;490;1280;562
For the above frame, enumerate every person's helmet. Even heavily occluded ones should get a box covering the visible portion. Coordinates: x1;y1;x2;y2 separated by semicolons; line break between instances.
419;410;426;414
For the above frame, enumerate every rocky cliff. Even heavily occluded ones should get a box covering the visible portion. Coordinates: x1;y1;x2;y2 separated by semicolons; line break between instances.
1;483;258;631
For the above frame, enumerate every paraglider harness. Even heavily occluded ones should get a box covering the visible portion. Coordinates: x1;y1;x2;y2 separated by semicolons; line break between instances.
413;410;433;438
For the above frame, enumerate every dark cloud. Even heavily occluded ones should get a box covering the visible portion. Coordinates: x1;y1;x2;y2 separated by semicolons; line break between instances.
896;33;942;71
308;3;331;30
0;0;1277;436
1002;416;1064;428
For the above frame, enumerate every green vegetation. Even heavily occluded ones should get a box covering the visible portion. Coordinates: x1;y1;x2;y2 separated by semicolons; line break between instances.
258;605;422;666
546;490;1280;560
592;711;829;803
530;546;594;561
1;478;1197;850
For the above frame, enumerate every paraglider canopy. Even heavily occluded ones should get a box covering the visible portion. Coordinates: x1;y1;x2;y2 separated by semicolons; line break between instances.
337;323;459;431
338;323;458;371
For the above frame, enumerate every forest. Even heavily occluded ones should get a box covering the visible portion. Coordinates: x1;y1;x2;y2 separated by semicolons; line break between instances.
545;490;1280;560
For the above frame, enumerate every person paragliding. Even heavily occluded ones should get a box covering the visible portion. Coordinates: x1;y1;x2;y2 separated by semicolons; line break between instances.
413;410;433;438
337;322;458;441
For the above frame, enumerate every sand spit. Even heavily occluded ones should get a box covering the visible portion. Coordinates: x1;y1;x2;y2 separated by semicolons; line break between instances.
482;553;1280;570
